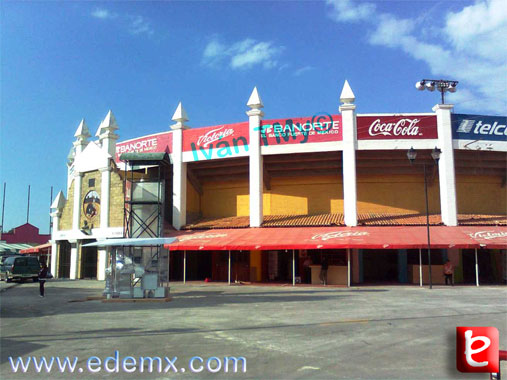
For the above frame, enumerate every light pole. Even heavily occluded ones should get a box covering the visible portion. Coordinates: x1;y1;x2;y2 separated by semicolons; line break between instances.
407;147;441;289
415;79;458;104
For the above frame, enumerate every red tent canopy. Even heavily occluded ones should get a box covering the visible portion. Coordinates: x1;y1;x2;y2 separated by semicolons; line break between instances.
19;242;51;254
164;226;507;251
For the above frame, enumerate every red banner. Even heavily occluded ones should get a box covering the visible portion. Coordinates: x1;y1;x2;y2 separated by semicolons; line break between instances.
183;122;249;160
260;113;342;146
115;132;172;162
357;115;438;140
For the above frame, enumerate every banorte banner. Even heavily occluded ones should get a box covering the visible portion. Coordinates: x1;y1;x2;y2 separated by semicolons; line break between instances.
260;113;342;146
115;132;173;163
357;115;438;140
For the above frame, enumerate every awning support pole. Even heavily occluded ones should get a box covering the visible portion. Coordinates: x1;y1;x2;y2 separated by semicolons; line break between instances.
347;249;351;288
419;248;422;287
292;250;295;287
228;250;231;285
475;248;479;287
183;250;186;285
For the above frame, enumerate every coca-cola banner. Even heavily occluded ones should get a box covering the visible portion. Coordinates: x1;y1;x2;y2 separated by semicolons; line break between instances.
183;122;249;160
115;132;172;163
357;115;438;140
260;113;342;146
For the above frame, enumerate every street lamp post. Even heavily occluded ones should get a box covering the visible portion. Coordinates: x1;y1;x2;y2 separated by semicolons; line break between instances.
415;79;458;104
407;147;441;289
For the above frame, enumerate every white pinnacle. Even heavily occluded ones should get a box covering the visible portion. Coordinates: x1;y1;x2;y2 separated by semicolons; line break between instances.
74;119;91;139
340;80;355;104
100;110;119;132
247;86;264;109
172;102;189;123
50;191;66;210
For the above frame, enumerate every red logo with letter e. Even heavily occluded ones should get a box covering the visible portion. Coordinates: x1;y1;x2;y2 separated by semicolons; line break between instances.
457;327;499;373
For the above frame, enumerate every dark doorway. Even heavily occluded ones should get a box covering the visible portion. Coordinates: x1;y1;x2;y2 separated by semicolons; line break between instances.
462;249;496;284
363;250;398;283
212;251;250;282
186;251;212;281
81;240;97;279
58;241;71;278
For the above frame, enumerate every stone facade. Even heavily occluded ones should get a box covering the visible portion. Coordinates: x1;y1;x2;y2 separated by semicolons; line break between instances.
80;171;102;229
59;179;74;231
109;169;124;227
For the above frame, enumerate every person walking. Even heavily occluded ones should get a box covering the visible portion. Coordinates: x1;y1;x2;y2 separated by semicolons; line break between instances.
38;262;48;297
319;257;329;286
443;259;454;286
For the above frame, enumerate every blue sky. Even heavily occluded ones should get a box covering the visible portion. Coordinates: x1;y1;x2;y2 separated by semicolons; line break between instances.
1;0;506;234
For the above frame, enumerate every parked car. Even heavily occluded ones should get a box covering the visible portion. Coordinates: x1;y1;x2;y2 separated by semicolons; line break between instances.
0;254;21;280
0;256;40;282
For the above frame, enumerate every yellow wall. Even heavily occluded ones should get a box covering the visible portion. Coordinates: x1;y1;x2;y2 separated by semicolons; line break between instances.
186;179;201;221
109;170;124;227
266;176;343;215
456;175;506;214
59;180;74;231
357;174;441;214
201;180;249;217
250;250;262;281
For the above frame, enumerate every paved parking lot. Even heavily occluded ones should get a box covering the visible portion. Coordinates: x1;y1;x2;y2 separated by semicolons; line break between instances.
1;280;506;379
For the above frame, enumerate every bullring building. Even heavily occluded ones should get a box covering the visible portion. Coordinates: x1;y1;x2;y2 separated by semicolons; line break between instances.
49;81;507;286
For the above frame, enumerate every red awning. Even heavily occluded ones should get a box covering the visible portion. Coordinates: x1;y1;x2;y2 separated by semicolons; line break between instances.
19;242;51;254
458;227;507;249
164;226;507;251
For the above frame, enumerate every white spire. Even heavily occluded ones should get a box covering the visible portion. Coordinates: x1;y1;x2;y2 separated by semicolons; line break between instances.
340;80;355;104
247;86;263;109
74;119;91;140
171;102;189;130
98;110;118;136
50;191;66;210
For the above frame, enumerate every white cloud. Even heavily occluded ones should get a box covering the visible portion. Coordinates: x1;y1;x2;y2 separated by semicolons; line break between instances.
326;0;507;114
326;0;375;22
91;8;153;36
129;15;154;36
91;8;116;20
293;66;315;76
202;37;284;70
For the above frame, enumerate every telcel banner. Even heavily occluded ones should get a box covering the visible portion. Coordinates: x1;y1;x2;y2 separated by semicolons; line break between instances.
452;114;507;141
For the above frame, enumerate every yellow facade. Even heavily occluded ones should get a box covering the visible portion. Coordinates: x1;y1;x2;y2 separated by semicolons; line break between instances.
250;250;262;281
109;170;124;227
187;179;201;221
456;175;506;214
59;179;74;231
357;174;441;214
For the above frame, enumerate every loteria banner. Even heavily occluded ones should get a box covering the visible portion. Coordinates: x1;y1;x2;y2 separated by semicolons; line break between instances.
183;122;250;161
115;132;172;163
357;115;438;140
260;113;342;146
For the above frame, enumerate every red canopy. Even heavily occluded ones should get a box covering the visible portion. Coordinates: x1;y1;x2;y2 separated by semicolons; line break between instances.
164;226;506;251
19;242;51;254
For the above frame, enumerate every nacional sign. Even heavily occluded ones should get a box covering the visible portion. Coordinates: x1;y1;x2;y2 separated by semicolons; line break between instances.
452;114;507;142
115;132;173;163
357;115;438;140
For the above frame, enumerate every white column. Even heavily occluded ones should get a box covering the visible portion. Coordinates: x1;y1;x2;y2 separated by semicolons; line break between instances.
50;242;57;276
97;248;107;281
72;173;83;230
69;241;79;280
419;248;423;287
100;167;111;229
228;250;231;285
292;250;295;287
339;81;358;226
171;103;189;230
347;249;351;287
247;87;264;227
433;104;458;226
475;248;479;287
183;250;186;284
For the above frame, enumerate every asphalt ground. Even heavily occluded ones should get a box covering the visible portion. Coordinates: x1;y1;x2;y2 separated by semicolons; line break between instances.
0;280;506;380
